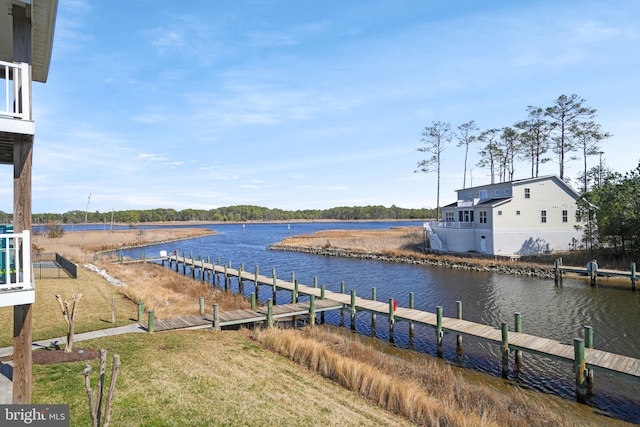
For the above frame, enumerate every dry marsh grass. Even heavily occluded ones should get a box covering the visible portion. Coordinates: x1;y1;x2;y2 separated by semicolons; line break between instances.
96;262;250;319
254;326;622;427
32;227;214;263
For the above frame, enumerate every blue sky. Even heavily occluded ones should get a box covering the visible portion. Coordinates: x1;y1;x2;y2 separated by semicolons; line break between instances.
3;0;639;214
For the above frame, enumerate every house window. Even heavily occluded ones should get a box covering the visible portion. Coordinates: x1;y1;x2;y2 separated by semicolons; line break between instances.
458;211;463;222
541;210;547;223
498;210;502;216
464;211;470;222
524;188;530;199
495;189;500;196
516;210;521;215
479;211;487;224
479;190;487;199
505;189;510;195
445;212;454;222
562;210;568;223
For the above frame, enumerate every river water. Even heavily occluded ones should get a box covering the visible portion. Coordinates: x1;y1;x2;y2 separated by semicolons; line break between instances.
115;221;640;423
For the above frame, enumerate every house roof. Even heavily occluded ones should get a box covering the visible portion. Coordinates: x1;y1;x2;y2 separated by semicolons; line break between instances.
0;0;58;83
476;197;511;206
455;175;581;200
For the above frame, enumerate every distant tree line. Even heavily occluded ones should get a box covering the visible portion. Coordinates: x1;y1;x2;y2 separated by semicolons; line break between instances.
19;205;434;225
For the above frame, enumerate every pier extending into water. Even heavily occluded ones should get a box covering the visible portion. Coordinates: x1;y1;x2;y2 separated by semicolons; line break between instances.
159;254;640;403
554;258;638;289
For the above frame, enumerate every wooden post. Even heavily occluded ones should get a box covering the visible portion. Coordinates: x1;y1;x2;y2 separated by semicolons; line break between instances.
272;269;277;304
584;325;594;392
631;262;637;291
199;296;205;315
371;287;377;330
213;304;220;331
350;289;356;330
514;312;522;371
436;306;443;358
589;260;597;286
267;298;274;327
201;259;205;281
148;310;155;334
584;325;593;348
340;281;346;326
320;284;326;324
309;295;316;326
224;265;229;291
388;298;395;343
239;263;244;294
456;301;463;351
501;322;509;379
137;302;144;322
313;276;318;288
574;338;587;403
554;259;560;285
408;292;415;339
111;297;116;323
254;265;259;298
293;280;299;303
251;293;256;309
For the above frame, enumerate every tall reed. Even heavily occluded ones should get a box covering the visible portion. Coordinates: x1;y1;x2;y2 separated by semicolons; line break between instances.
255;326;575;427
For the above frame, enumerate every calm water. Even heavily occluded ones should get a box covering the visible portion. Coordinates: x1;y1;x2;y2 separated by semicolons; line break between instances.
115;221;640;423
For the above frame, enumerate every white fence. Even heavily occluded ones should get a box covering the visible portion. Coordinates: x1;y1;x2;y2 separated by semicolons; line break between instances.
0;60;31;120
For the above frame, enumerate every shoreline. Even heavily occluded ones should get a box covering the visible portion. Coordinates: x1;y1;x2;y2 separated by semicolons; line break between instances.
268;244;556;278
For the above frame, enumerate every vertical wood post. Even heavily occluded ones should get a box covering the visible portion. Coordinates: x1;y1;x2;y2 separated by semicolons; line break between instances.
293;280;299;303
254;265;259;298
224;265;229;291
309;295;316;326
213;304;220;331
408;292;415;339
388;298;395;343
584;325;594;392
199;296;205;315
137;302;144;322
111;297;116;323
340;281;345;326
436;306;443;358
251;293;256;309
371;287;377;329
456;301;463;350
501;322;509;378
320;284;326;324
589;260;597;286
239;263;244;294
272;269;277;304
148;310;155;334
350;289;356;330
12;19;33;403
267;298;274;327
514;312;522;370
631;262;637;291
313;276;318;288
574;338;587;403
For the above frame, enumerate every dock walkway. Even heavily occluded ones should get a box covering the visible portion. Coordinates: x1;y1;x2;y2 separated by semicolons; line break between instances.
164;254;640;381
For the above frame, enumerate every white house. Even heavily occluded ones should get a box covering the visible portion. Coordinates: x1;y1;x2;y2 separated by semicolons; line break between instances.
425;175;583;256
1;0;58;404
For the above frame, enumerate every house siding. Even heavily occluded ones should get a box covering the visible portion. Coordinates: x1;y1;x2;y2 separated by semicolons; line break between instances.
432;175;582;255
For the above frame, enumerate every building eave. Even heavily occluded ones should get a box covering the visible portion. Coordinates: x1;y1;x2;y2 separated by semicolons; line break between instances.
31;0;59;83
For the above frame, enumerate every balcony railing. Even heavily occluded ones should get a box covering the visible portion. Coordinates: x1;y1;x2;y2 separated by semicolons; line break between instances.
0;60;31;121
0;230;34;307
430;221;475;229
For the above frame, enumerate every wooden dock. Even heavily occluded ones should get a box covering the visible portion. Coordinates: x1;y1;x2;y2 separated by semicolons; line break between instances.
145;299;344;332
554;258;638;289
160;254;640;402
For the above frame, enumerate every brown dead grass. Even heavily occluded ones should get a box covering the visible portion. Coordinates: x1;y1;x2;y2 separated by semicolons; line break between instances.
255;326;624;427
96;262;250;319
32;227;214;263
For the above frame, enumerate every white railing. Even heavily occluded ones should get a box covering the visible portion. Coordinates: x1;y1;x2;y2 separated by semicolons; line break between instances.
431;221;475;229
0;230;34;307
0;60;31;120
423;222;444;251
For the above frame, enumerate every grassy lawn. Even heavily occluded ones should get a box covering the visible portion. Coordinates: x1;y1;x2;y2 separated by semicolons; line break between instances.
32;330;413;427
0;268;138;348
